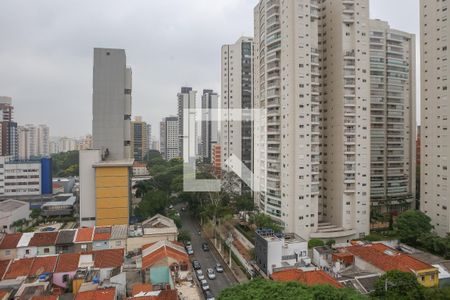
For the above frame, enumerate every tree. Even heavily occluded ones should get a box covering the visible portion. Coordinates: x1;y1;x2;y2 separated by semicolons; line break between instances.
134;190;168;218
395;210;433;245
234;193;255;212
177;230;191;243
249;213;282;232
51;150;79;177
218;279;365;300
372;270;424;300
30;208;41;220
308;239;325;249
326;239;336;248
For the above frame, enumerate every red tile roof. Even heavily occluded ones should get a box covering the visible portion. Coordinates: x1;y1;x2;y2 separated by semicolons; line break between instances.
345;243;435;273
29;256;58;276
28;232;58;247
3;258;34;279
272;268;342;288
55;253;80;273
0;233;22;249
74;228;94;243
75;287;115;300
142;241;188;270
0;290;10;300
93;227;112;241
92;249;124;269
132;283;153;296
0;260;11;280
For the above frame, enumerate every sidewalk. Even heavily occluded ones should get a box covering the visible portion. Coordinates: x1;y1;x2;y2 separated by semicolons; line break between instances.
208;237;249;284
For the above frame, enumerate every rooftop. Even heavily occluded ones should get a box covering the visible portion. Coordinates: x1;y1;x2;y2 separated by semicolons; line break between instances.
93;159;134;168
344;243;436;273
4;257;34;279
74;228;94;243
110;224;128;240
272;268;342;288
142;240;188;270
126;290;178;300
55;230;76;245
55;253;81;273
0;233;22;249
28;232;58;247
29;256;58;276
256;229;306;244
41;196;76;208
93;227;112;241
92;248;124;269
75;287;116;300
17;232;34;248
0;260;11;280
0;199;28;213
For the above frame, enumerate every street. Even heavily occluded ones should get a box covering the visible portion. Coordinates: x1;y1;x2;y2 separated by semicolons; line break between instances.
180;209;236;298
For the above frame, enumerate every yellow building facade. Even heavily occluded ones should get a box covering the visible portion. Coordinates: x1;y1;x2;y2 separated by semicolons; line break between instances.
94;161;132;226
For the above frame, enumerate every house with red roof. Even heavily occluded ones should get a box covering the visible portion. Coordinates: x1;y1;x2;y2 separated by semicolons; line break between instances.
141;240;189;290
3;257;34;279
0;233;22;260
271;268;342;288
92;227;112;250
53;253;81;289
342;243;439;288
29;232;59;256
16;232;37;258
73;228;94;253
0;260;11;280
2;255;58;280
125;290;178;300
29;255;58;278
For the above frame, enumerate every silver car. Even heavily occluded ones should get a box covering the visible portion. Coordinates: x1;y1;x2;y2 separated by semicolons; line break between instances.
201;279;210;291
196;269;205;281
207;268;216;280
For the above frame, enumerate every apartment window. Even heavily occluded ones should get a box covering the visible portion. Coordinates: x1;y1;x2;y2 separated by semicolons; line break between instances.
44;248;50;254
63;274;69;283
5;250;10;256
25;249;30;255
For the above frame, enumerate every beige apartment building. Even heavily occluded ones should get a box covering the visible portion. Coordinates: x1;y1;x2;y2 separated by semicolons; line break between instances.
369;19;416;218
420;0;450;236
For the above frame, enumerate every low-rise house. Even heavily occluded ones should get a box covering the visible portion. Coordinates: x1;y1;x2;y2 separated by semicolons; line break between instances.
16;232;36;258
0;233;21;260
0;199;30;233
271;268;342;288
41;196;76;217
53;253;81;289
29;255;58;278
312;246;333;273
3;256;58;281
0;260;11;280
29;232;58;256
254;229;309;276
92;227;111;250
15;281;51;299
55;230;76;254
341;243;439;288
110;224;127;249
126;290;178;300
127;215;178;252
142;240;189;290
73;228;93;252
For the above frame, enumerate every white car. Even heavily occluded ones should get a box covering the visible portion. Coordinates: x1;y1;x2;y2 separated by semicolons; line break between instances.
201;279;210;291
196;269;205;281
186;246;194;255
207;268;216;280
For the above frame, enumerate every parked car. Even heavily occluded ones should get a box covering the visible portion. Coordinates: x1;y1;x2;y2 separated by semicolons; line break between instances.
204;290;215;300
202;242;210;251
186;245;194;255
207;268;216;280
201;279;210;291
196;269;205;281
192;260;201;270
215;263;224;273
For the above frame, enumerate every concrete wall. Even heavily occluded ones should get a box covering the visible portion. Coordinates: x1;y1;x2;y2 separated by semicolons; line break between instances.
79;149;101;227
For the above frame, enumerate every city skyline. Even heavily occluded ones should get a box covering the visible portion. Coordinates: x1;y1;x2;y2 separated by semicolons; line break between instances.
0;0;419;137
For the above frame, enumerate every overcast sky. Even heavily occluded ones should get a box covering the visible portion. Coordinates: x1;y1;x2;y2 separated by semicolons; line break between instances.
0;0;419;138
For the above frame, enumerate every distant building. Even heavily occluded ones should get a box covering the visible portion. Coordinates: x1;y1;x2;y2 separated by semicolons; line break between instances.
212;144;222;178
0;96;18;159
52;177;76;194
18;124;50;159
272;268;342;288
41;195;76;217
254;229;308;276
131;116;149;162
0;199;30;232
133;161;149;177
200;89;218;164
160;117;179;161
177;87;196;159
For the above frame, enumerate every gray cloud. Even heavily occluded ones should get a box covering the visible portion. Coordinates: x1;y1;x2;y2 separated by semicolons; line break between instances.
0;0;419;137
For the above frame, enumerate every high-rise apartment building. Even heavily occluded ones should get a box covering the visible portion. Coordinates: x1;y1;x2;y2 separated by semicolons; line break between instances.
420;1;450;235
37;124;50;156
201;89;218;163
92;48;132;160
160;116;179;161
147;124;152;152
253;0;371;241
368;19;416;217
177;87;196;159
131;116;149;162
221;37;254;184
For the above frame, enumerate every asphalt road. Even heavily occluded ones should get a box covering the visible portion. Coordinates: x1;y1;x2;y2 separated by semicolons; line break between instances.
180;209;235;299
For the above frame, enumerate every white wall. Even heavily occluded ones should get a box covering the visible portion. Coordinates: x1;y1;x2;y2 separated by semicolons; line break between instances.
79;149;101;227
